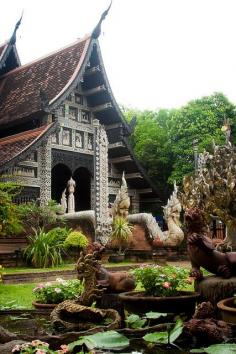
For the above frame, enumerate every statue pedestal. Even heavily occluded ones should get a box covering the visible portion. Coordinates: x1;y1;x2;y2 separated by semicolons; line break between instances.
195;275;236;306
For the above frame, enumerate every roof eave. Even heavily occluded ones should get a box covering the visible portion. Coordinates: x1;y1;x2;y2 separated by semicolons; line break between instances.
0;122;59;173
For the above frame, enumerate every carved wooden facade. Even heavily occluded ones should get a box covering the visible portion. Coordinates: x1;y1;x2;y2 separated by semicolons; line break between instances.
0;22;160;216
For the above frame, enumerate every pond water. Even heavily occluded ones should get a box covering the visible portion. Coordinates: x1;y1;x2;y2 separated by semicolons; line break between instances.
0;310;52;336
0;310;194;353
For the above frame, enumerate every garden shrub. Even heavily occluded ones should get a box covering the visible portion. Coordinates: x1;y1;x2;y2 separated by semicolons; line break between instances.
47;227;70;243
64;231;89;250
0;181;23;236
17;200;65;232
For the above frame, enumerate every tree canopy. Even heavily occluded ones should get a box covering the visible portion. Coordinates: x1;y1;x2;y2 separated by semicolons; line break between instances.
123;92;236;202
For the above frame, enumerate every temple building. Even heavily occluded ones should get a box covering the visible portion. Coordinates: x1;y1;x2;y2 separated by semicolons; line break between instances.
0;15;159;224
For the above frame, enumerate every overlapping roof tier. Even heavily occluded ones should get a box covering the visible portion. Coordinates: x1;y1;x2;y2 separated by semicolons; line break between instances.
0;123;57;171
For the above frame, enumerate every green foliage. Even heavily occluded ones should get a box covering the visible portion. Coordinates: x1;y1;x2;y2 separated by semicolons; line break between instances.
143;318;183;344
124;93;236;200
110;216;133;255
68;330;129;351
24;228;65;268
133;264;190;296
0;181;23;236
125;311;167;329
125;313;147;329
33;278;83;304
47;227;70;243
190;344;236;353
17;200;65;231
64;231;89;250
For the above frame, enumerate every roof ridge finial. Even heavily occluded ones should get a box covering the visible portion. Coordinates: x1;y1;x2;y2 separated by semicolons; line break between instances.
91;0;112;39
9;11;24;45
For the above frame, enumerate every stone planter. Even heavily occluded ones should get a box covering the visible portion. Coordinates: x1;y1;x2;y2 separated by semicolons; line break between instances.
217;297;236;324
119;291;200;316
32;301;58;310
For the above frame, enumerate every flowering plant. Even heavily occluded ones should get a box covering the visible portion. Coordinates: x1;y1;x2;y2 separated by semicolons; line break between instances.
133;265;191;297
33;278;83;304
12;340;68;353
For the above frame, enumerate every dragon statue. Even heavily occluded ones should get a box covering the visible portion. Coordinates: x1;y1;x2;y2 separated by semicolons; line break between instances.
128;182;184;246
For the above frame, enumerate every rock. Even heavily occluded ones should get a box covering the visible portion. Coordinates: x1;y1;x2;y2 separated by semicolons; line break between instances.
184;318;231;343
0;340;25;354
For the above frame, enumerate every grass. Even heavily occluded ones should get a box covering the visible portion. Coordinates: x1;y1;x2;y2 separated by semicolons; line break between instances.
3;261;144;274
0;282;36;309
3;263;76;274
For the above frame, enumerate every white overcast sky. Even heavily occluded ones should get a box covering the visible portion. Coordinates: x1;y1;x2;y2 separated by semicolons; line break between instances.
1;0;236;110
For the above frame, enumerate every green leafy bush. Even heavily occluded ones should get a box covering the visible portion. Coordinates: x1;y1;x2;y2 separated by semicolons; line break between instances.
47;227;70;243
17;200;65;231
133;265;190;297
24;228;65;268
64;231;89;250
33;278;83;304
0;181;23;236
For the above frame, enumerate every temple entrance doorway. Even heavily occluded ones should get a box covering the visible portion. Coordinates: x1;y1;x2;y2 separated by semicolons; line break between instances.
73;167;91;211
51;164;71;204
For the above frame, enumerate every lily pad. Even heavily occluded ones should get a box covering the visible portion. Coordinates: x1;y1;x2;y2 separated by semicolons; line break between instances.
143;318;183;344
68;330;129;351
191;344;236;354
145;311;167;319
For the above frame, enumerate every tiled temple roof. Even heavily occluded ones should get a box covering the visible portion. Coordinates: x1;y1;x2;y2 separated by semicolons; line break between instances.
0;36;91;127
0;123;57;170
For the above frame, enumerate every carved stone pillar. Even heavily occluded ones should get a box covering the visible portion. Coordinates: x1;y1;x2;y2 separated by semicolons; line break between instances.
38;138;52;206
93;119;111;245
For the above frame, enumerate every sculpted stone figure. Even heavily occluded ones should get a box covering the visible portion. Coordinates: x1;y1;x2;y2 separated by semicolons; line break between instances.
67;177;76;213
86;242;135;293
186;208;236;279
111;172;130;219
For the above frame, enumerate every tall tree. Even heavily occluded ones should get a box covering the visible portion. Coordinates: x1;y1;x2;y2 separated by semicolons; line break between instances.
124;108;174;201
123;93;236;202
168;92;236;183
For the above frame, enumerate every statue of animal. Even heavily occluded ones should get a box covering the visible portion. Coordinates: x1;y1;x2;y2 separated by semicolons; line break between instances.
76;252;104;306
186;208;236;279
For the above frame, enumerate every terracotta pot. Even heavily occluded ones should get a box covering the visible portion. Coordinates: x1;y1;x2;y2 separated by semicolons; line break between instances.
119;291;200;316
32;301;58;309
217;297;236;324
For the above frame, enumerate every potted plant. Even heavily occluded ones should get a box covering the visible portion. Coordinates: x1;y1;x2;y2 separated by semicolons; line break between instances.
109;216;133;263
217;296;236;324
32;278;83;309
119;264;200;316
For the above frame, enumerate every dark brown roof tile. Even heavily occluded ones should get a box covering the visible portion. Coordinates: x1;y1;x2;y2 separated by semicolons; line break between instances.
0;37;90;127
0;123;53;167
